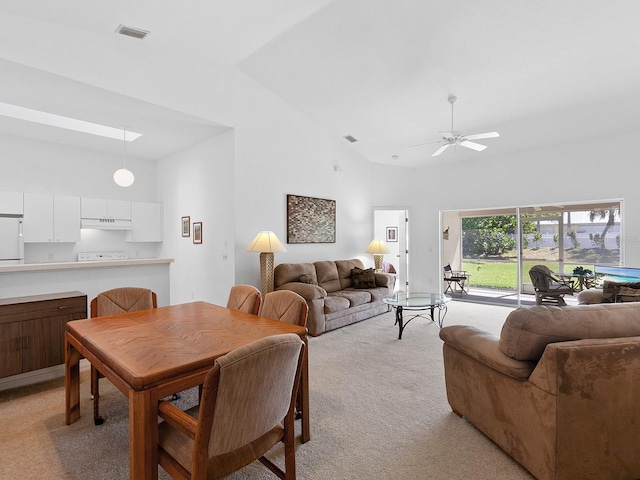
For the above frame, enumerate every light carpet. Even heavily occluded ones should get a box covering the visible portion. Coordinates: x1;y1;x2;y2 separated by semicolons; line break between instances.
0;301;534;479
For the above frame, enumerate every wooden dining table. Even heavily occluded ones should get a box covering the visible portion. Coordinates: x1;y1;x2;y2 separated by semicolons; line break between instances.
65;301;310;480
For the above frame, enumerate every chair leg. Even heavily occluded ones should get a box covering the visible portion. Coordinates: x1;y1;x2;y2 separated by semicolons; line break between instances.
91;365;104;425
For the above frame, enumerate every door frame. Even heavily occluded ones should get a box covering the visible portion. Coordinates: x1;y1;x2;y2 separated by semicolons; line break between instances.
372;207;410;292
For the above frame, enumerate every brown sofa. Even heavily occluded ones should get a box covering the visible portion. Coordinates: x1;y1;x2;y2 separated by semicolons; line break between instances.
439;303;640;480
274;259;394;336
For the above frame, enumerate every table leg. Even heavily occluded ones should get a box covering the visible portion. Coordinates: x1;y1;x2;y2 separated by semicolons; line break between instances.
129;388;160;480
65;332;82;425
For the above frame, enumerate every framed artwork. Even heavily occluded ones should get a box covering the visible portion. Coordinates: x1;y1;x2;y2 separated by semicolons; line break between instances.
386;226;398;242
182;216;190;237
193;222;202;244
287;194;336;244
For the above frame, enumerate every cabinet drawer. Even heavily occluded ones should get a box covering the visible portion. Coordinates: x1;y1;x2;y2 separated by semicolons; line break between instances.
0;292;87;324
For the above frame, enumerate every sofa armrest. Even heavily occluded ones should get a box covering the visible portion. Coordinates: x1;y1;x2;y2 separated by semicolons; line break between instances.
576;288;603;304
277;282;327;301
440;325;536;380
374;272;395;289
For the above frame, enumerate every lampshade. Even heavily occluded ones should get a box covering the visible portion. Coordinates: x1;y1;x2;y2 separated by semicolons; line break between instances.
114;127;135;187
365;239;390;255
246;231;287;253
113;168;135;187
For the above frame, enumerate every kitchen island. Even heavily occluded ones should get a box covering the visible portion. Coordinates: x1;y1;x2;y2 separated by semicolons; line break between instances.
0;258;173;391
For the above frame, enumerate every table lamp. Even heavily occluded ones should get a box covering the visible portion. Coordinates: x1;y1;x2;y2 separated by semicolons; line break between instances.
365;239;390;272
246;231;287;294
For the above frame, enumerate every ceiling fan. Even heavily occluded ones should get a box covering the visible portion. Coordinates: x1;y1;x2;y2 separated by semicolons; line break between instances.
411;95;499;157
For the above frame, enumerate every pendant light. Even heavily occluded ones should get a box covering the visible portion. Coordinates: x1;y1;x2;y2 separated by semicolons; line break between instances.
113;127;135;187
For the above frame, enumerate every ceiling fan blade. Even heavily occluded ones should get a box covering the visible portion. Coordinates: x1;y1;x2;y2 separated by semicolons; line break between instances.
432;144;450;156
460;140;487;152
465;131;500;140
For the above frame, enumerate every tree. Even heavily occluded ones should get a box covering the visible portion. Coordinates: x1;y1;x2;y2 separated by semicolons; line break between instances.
462;215;536;257
589;208;618;250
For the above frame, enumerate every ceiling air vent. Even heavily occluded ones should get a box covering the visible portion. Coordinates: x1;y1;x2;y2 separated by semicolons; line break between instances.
115;24;150;40
343;135;358;143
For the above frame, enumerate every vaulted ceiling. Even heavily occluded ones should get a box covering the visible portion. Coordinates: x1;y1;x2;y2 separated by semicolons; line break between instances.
1;0;640;166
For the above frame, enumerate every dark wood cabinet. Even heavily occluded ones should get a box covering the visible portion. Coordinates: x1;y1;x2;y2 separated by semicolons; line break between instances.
0;291;87;379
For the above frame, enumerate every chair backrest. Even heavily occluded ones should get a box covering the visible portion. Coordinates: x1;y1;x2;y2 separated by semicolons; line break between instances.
90;287;157;317
200;334;304;457
382;261;396;274
529;265;555;292
226;284;261;315
260;290;308;327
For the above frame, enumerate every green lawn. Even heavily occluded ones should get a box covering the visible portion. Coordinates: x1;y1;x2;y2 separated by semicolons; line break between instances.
462;260;595;289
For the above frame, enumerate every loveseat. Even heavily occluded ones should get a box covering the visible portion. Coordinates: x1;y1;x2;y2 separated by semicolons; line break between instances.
273;259;394;336
439;303;640;480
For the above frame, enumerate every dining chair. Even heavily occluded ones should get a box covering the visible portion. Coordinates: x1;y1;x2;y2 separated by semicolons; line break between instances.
260;290;308;421
226;284;261;315
90;287;157;425
157;333;305;480
259;290;308;327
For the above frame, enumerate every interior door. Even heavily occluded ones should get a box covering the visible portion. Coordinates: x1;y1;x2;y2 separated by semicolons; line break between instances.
373;208;408;292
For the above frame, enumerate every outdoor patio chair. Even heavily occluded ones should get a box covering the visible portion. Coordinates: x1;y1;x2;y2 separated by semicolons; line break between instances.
443;264;469;296
529;264;575;306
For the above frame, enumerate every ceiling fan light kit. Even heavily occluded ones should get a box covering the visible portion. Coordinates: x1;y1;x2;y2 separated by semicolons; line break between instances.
411;95;499;157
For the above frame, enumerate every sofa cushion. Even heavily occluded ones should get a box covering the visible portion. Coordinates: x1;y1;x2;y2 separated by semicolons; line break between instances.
601;280;640;303
324;295;350;313
274;263;316;289
499;303;640;361
314;261;342;293
331;290;371;307
335;259;365;289
616;286;640;302
351;267;376;289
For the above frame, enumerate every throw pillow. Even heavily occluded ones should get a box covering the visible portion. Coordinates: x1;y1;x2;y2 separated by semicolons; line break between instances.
616;286;640;303
351;267;376;289
299;274;318;285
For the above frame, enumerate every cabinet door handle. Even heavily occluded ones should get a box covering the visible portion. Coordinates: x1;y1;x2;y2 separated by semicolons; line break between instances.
58;305;73;310
13;337;22;351
22;336;30;350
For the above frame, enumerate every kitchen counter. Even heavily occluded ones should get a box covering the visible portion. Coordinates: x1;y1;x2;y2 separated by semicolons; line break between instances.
0;258;174;273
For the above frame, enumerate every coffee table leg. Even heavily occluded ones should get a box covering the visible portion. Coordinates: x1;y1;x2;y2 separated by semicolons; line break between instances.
397;306;405;340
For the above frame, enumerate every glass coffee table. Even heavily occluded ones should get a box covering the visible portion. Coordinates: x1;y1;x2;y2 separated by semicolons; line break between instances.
383;292;450;339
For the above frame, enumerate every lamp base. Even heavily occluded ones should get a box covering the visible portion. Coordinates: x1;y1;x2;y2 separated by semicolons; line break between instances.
259;252;275;294
373;254;384;273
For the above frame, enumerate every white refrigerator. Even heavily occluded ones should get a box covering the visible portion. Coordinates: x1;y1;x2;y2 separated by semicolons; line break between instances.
0;216;24;265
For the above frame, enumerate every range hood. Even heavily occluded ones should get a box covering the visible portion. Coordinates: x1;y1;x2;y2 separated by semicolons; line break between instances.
81;218;133;230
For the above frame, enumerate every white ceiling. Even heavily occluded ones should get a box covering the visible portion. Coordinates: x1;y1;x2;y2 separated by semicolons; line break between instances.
1;0;640;165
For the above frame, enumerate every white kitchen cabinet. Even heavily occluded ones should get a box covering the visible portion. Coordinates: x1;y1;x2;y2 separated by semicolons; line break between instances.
0;191;23;215
23;194;81;243
81;198;131;220
127;202;164;242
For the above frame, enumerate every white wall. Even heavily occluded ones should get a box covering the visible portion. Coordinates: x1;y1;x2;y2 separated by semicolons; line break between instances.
157;131;236;306
230;72;380;286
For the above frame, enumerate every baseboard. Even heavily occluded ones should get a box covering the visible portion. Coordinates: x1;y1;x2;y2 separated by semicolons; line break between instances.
0;359;90;392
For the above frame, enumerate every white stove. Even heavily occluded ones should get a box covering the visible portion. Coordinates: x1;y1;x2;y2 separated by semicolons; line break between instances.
78;251;129;262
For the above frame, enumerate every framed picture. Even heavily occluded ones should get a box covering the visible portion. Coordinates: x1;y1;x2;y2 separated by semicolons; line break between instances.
287;194;336;244
193;222;202;244
182;216;190;237
386;226;398;242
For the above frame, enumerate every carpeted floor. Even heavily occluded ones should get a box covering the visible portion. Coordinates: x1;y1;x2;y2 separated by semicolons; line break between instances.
0;301;534;479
